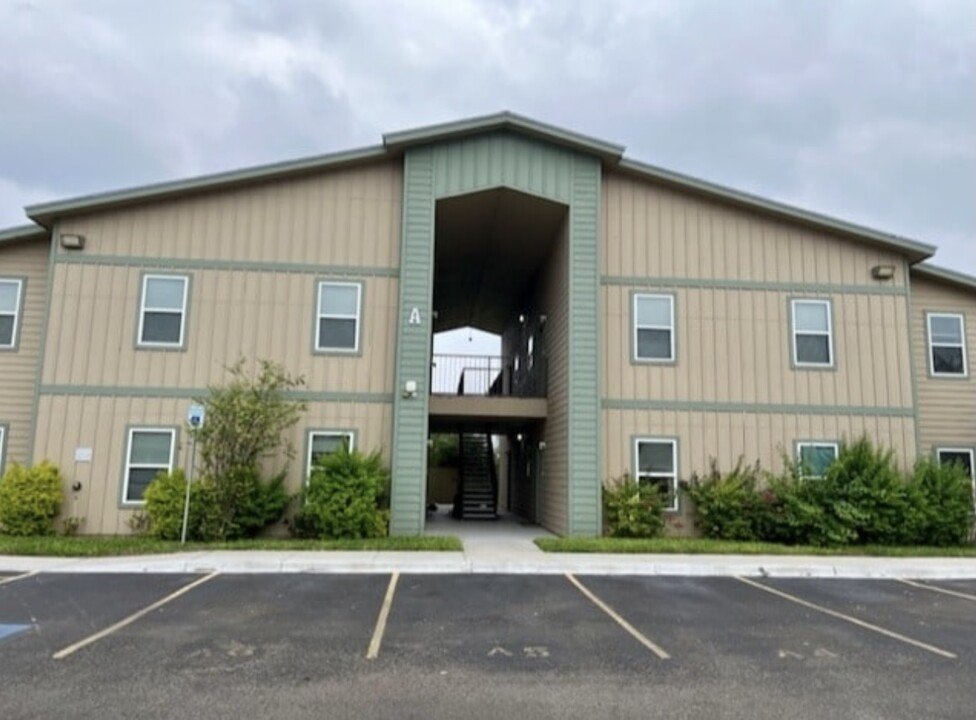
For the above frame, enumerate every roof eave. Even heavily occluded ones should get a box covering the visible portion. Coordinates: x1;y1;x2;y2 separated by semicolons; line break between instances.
0;222;49;246
383;111;625;163
24;144;389;225
911;263;976;292
617;158;936;263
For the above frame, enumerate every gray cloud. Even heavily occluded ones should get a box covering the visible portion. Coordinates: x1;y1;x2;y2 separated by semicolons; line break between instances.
0;0;971;269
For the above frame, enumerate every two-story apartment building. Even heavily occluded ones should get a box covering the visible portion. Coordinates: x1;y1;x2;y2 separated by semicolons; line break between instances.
0;113;973;536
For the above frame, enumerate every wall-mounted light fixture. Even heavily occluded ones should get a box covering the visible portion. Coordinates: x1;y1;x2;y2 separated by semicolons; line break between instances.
60;233;85;250
539;314;547;326
871;265;896;281
402;380;417;398
538;441;547;450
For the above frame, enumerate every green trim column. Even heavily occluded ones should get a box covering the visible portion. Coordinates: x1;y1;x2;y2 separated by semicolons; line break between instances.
389;148;435;535
567;157;602;536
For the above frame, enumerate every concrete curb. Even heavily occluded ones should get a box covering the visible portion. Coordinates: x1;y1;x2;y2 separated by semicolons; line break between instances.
2;551;975;579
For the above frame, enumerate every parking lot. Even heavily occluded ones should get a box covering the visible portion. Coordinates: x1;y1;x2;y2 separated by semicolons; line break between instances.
1;571;974;719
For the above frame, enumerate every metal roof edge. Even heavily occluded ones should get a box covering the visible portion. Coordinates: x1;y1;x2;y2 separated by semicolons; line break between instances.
383;111;625;161
0;222;48;246
617;158;936;262
24;144;388;224
911;262;976;292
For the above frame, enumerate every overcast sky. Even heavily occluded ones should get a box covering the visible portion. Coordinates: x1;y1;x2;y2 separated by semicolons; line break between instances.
1;0;973;278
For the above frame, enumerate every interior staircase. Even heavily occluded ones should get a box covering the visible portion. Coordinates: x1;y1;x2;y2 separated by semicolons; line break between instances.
453;432;499;520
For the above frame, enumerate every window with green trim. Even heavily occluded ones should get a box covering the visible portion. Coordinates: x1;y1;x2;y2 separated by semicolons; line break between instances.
634;437;678;511
797;442;838;478
316;282;361;352
307;431;354;478
123;428;176;503
0;278;23;348
791;299;833;367
633;294;675;362
138;275;188;347
927;313;968;377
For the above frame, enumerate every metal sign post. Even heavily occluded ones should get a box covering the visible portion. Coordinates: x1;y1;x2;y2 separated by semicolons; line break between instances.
180;404;206;545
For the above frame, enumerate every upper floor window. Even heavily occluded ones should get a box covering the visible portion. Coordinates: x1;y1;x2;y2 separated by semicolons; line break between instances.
316;281;361;353
791;299;833;368
123;427;176;504
634;437;678;511
0;278;23;349
796;441;838;479
307;430;354;477
927;313;967;377
138;274;188;348
633;293;675;362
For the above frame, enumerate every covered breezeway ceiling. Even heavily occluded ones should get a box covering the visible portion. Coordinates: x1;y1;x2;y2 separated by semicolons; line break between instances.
433;188;567;334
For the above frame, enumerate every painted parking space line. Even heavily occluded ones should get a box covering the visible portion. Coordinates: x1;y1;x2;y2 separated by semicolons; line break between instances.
736;576;956;659
52;571;219;660
897;579;976;603
366;571;399;660
0;571;38;587
565;573;670;660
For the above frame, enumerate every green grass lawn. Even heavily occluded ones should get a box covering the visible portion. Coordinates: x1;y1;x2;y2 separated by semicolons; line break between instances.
535;536;976;557
0;535;463;557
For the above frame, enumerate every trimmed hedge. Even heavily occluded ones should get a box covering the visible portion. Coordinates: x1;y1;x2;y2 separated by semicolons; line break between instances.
602;473;665;538
0;462;64;536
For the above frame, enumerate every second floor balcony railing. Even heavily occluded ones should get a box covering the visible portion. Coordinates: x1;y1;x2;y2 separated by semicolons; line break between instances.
430;354;546;397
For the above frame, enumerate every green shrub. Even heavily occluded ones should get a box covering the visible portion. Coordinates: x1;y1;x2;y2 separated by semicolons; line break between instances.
230;468;291;539
143;470;220;541
687;459;763;541
756;472;851;546
0;462;64;536
292;447;390;539
908;458;973;546
602;473;665;538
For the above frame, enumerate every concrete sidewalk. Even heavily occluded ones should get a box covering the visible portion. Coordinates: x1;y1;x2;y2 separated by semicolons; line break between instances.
2;546;975;579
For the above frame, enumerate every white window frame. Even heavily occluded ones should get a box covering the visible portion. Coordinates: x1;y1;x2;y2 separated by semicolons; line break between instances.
0;278;24;349
306;430;355;478
122;427;176;505
935;447;975;480
0;425;6;474
315;281;362;353
137;274;188;348
796;441;839;479
791;298;834;368
633;293;675;363
927;312;968;377
634;437;679;512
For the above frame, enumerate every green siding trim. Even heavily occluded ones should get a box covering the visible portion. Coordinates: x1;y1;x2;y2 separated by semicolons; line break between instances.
912;263;976;292
602;275;908;296
38;385;394;403
27;222;58;462
567;156;602;537
0;223;47;246
53;253;400;278
905;259;922;456
601;398;915;417
390;147;436;536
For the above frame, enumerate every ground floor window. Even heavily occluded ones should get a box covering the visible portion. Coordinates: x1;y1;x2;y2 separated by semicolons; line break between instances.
936;448;975;481
123;428;176;504
307;430;355;478
796;442;839;479
634;437;678;511
0;424;6;474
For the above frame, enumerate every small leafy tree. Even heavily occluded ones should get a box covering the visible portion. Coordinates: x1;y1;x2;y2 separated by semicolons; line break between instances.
189;358;306;539
0;462;64;536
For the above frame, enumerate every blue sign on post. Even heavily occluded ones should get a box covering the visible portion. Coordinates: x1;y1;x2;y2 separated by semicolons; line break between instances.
186;404;206;429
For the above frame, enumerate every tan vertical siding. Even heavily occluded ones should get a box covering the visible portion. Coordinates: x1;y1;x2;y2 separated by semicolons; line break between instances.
0;237;49;467
603;171;907;286
911;274;976;452
34;395;393;535
58;160;402;267
537;220;570;535
42;265;398;393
